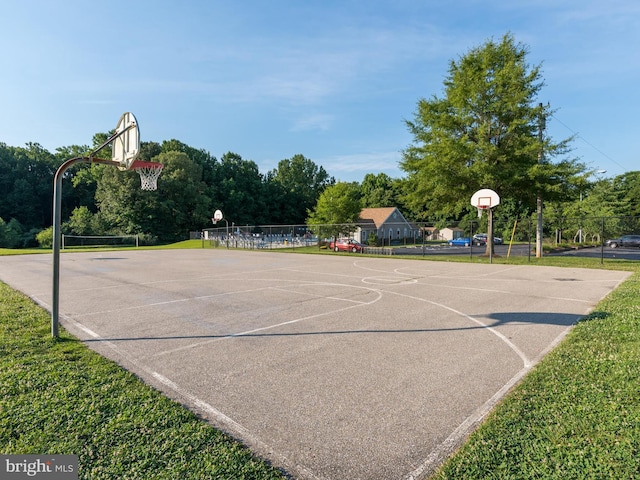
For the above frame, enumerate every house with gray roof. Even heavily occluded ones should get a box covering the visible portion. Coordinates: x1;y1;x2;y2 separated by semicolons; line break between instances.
355;207;416;245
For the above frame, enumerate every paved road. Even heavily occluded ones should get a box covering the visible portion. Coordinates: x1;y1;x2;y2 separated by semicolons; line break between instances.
392;243;528;257
393;243;640;261
550;245;640;261
0;250;631;479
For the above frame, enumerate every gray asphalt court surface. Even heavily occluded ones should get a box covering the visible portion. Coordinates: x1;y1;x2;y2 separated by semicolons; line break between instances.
0;250;631;479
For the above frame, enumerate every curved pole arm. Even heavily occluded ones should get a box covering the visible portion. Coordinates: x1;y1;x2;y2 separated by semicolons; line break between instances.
51;157;120;337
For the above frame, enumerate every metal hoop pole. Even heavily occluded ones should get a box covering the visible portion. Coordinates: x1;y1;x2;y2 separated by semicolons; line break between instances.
52;156;119;337
89;122;136;158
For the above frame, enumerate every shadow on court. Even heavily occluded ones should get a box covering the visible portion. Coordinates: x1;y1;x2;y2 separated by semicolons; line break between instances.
82;311;586;343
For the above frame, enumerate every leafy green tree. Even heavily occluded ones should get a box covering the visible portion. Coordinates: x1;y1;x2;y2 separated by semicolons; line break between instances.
152;150;211;240
543;173;636;243
65;206;96;236
161;139;213;168
0;217;7;247
93;161;142;235
57;133;116;216
95;150;211;242
307;182;362;242
360;173;398;208
0;217;24;248
0;143;57;230
210;152;266;226
268;154;334;224
611;171;640;218
139;141;163;161
400;33;586;253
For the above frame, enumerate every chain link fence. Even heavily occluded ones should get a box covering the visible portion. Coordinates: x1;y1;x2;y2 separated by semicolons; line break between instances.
193;215;640;262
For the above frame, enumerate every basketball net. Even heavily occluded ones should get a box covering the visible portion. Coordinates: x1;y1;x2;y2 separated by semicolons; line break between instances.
477;206;487;218
133;162;163;191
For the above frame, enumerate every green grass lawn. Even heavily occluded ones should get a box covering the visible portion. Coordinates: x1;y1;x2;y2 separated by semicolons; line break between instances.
1;246;639;479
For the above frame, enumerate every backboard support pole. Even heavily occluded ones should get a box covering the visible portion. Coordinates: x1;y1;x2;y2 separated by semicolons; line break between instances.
52;157;120;337
51;112;143;338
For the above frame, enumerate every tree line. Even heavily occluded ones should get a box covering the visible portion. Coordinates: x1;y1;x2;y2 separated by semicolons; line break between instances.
1;33;638;249
1;133;637;249
0;138;338;246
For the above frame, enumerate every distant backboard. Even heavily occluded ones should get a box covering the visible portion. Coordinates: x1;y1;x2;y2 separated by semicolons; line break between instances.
471;189;500;209
112;112;140;170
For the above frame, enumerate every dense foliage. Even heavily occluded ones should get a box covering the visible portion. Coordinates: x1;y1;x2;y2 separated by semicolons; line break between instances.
1;34;638;248
0;139;337;245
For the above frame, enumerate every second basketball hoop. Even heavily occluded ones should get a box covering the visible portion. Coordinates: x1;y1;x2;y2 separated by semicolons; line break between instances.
471;189;500;217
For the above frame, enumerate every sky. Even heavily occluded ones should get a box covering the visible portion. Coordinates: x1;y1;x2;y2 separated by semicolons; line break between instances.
0;0;638;183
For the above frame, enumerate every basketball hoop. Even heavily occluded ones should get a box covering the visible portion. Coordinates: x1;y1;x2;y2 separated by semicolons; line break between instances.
131;160;163;191
471;189;500;218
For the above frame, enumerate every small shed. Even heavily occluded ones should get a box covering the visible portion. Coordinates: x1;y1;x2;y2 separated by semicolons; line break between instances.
437;227;464;241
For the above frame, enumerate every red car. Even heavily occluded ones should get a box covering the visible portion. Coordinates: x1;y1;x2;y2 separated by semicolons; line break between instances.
329;239;364;253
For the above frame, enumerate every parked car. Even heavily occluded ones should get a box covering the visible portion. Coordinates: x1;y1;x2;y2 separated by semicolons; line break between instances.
606;235;640;248
471;234;486;245
473;233;503;245
448;237;473;246
329;239;364;253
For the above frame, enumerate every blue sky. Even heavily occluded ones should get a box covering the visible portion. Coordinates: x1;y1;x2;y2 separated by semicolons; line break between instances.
1;0;637;182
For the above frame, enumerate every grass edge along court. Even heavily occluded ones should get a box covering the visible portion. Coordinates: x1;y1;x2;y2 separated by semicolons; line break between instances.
1;251;639;479
432;267;640;479
0;280;285;480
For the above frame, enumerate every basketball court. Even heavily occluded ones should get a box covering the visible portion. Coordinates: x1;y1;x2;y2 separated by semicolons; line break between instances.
0;249;631;479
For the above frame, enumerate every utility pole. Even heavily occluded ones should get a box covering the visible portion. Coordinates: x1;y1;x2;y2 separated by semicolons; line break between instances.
536;103;545;258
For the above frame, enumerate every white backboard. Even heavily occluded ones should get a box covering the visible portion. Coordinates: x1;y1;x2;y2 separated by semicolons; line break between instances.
471;189;500;209
112;112;140;170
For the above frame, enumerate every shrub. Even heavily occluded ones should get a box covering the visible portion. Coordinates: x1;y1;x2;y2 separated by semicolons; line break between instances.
36;226;54;248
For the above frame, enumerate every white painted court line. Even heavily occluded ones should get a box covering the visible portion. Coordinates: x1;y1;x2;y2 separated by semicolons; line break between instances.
406;360;534;480
74;285;277;317
268;285;374;304
406;310;575;480
149;284;384;358
42;303;319;480
150;372;321;480
385;289;532;368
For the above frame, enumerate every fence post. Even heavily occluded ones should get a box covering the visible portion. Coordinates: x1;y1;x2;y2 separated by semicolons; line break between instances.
600;217;605;264
528;218;532;263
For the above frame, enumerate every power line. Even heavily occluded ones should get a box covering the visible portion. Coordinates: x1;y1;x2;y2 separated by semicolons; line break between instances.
550;114;628;172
